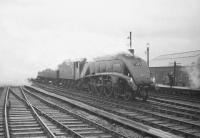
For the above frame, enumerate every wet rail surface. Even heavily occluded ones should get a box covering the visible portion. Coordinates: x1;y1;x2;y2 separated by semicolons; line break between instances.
33;83;200;137
4;87;127;138
25;84;181;138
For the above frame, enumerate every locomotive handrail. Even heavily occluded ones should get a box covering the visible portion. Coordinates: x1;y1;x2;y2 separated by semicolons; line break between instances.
83;72;132;80
4;87;10;138
81;72;138;90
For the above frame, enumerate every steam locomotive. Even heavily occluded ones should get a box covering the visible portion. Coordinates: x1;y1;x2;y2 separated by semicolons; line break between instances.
36;50;153;101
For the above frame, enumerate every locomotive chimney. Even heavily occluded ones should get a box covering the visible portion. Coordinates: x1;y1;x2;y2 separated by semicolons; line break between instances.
128;32;134;55
129;49;134;55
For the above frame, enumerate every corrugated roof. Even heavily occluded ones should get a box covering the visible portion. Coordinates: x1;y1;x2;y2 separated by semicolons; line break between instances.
150;50;200;67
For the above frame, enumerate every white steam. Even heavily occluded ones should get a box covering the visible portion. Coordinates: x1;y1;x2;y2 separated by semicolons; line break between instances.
184;57;200;89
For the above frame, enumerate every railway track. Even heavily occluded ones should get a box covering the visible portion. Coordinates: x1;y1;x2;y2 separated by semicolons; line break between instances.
21;88;126;138
23;86;160;138
32;83;200;137
34;83;200;116
8;88;54;138
0;87;7;137
4;87;127;138
151;85;200;104
148;96;200;112
36;83;200;116
25;85;181;138
149;92;200;104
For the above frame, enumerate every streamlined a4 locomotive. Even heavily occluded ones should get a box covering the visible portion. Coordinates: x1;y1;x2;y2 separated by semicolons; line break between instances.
37;51;153;100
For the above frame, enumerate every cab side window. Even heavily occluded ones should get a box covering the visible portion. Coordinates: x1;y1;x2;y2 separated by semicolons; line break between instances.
95;62;100;73
106;61;112;72
100;62;106;72
113;63;122;73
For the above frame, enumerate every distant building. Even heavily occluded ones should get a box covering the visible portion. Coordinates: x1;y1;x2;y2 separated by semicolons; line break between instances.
150;50;200;88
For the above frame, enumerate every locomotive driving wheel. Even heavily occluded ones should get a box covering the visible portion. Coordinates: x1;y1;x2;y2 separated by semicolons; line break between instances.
103;86;112;97
139;87;148;101
113;86;119;99
85;78;92;94
95;86;101;96
123;86;133;101
97;85;104;96
87;84;93;94
103;81;113;98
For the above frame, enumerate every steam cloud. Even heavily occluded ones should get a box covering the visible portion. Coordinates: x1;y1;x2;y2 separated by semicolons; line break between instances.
184;57;200;89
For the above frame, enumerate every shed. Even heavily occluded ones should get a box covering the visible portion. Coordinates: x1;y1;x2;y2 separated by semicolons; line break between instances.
150;50;200;87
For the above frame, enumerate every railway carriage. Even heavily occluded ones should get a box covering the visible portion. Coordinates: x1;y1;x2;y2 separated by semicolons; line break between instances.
149;50;200;88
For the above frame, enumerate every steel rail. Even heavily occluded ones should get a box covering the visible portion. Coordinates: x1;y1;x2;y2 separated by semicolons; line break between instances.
4;87;10;138
20;87;56;138
42;84;200;137
33;106;84;138
23;87;127;138
20;87;84;138
149;96;200;110
25;85;183;138
45;83;200;119
51;83;200;137
10;88;56;138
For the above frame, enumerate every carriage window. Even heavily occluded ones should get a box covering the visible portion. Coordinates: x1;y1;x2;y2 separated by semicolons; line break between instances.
113;63;122;73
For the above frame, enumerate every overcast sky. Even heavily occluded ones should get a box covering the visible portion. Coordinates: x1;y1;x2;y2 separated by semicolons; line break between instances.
0;0;200;85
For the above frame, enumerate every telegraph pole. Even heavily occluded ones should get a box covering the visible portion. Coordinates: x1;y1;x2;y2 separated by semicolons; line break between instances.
146;43;150;67
129;32;132;49
173;61;176;86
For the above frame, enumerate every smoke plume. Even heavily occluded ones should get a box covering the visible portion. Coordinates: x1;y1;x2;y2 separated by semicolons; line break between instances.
184;57;200;89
